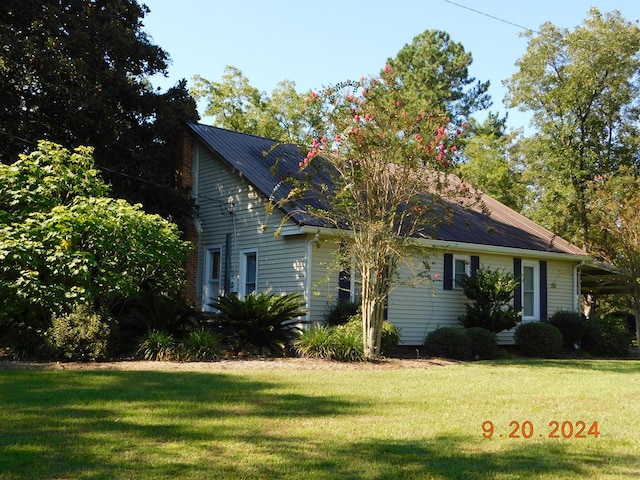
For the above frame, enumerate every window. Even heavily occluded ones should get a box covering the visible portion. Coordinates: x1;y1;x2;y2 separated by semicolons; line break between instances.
454;256;470;289
521;262;539;320
240;250;258;298
203;247;222;310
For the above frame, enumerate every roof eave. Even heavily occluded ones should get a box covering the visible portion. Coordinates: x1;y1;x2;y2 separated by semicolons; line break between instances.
280;225;590;262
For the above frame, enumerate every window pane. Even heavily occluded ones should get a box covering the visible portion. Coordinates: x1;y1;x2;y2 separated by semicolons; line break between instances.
522;265;535;317
523;266;534;290
454;259;467;288
210;251;220;281
523;292;534;316
245;252;257;294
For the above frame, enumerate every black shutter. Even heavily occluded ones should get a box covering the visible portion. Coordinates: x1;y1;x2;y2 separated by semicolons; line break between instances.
443;253;453;290
540;260;548;321
338;269;351;300
470;255;480;277
513;257;522;313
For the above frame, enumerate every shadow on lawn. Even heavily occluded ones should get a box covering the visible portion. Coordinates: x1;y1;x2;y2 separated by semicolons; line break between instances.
483;358;640;374
0;370;636;479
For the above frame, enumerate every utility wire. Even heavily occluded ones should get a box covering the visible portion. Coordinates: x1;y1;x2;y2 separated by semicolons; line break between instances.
441;0;540;35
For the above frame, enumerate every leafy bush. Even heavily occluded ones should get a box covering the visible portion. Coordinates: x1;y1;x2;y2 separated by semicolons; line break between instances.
295;316;399;361
459;267;521;333
549;310;586;347
179;328;221;361
331;324;366;361
0;142;191;354
582;315;633;357
424;327;473;360
294;325;337;359
137;330;176;361
514;322;563;358
465;327;498;360
324;298;360;326
47;304;111;361
210;292;307;355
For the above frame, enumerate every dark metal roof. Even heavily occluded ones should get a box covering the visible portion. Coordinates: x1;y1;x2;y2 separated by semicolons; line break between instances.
187;122;587;257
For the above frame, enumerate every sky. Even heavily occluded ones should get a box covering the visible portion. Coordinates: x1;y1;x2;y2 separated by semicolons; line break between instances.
142;0;640;133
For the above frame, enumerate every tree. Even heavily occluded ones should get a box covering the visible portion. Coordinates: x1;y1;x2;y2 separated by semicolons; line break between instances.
191;66;310;144
387;29;493;127
0;0;199;217
589;171;640;345
0;142;190;356
504;8;640;249
276;66;475;360
457;117;525;211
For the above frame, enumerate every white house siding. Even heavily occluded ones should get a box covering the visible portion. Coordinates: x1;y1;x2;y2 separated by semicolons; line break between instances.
194;143;309;308
387;250;580;346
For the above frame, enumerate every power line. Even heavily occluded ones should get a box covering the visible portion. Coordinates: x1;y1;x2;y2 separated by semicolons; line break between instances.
441;0;540;35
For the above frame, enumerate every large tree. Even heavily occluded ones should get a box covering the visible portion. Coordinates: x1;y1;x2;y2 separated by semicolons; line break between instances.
387;29;493;126
504;8;640;249
275;66;475;360
191;66;310;144
0;0;199;217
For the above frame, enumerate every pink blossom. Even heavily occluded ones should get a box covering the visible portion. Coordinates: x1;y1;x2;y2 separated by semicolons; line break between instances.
451;145;457;152
415;133;423;142
364;113;371;122
335;134;341;143
396;101;402;107
354;114;360;123
384;64;391;74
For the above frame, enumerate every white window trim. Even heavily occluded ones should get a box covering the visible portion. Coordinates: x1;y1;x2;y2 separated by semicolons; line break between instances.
521;261;540;321
239;249;258;299
453;255;471;289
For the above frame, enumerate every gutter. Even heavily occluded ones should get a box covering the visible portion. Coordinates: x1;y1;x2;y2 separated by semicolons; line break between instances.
281;224;591;262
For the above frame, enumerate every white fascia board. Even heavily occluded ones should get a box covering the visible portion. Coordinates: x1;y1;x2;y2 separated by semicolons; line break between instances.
282;225;590;263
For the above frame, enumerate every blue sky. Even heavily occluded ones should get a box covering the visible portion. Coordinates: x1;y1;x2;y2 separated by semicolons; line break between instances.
142;0;640;133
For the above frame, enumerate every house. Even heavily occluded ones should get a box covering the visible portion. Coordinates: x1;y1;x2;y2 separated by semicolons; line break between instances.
179;122;594;345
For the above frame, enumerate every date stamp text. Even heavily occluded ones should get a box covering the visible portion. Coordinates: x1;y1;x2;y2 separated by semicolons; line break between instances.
482;420;600;439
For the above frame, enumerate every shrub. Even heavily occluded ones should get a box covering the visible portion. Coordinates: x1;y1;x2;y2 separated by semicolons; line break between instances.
549;310;586;347
295;317;398;362
582;315;633;357
465;327;498;360
424;327;473;360
324;298;359;326
339;316;400;357
180;328;222;361
331;325;366;361
459;267;521;333
47;304;111;362
294;325;337;359
515;322;563;358
137;330;176;361
210;292;307;355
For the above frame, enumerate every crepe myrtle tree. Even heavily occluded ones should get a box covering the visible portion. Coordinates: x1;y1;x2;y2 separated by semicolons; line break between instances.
272;65;476;360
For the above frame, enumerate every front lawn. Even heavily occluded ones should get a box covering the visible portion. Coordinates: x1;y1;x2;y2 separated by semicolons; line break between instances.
1;359;638;479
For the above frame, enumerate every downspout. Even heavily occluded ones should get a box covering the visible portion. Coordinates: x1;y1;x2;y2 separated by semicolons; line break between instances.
305;231;321;324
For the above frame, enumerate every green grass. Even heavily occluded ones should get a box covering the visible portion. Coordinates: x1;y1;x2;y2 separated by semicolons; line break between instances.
1;360;639;479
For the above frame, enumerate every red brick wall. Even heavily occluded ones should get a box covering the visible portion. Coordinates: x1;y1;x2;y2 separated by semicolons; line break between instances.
178;128;199;306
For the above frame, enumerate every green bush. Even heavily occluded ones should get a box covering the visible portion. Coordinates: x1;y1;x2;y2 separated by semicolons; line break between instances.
47;304;111;362
210;292;307;355
331;325;366;361
180;328;222;361
459;267;521;333
549;310;586;347
295;317;398;362
137;330;176;361
424;327;473;360
294;325;337;359
465;327;498;360
515;322;563;358
582;315;633;357
324;298;359;326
